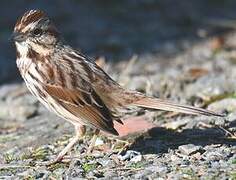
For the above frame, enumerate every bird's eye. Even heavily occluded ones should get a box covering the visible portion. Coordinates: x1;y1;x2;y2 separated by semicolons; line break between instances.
32;28;42;36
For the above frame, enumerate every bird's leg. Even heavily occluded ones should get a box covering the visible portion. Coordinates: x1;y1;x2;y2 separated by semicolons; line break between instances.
55;124;86;162
87;129;100;154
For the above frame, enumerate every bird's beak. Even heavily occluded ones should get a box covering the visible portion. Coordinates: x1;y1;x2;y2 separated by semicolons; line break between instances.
10;32;26;42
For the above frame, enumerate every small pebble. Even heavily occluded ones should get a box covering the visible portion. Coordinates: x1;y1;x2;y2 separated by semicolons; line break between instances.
130;154;142;163
94;138;104;147
178;144;203;155
118;150;141;161
203;151;224;161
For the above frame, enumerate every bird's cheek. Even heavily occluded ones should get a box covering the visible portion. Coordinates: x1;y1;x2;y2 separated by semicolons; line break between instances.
30;41;53;56
15;42;29;57
43;35;56;46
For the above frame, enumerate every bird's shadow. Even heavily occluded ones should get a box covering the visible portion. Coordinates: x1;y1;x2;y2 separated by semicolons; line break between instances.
128;119;236;155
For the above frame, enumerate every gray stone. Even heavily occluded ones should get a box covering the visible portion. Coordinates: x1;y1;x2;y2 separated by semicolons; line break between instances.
178;144;203;155
207;98;236;113
118;150;141;161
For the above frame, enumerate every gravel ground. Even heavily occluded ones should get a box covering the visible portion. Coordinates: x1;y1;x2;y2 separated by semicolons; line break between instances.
1;33;236;179
1;1;236;179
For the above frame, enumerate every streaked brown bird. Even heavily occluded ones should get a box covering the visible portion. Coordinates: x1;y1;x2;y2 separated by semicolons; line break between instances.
12;10;224;162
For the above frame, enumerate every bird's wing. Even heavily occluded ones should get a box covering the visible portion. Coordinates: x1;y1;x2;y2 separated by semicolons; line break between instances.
41;51;121;135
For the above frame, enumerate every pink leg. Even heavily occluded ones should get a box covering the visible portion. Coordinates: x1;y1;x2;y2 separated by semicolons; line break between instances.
55;124;86;162
87;129;100;154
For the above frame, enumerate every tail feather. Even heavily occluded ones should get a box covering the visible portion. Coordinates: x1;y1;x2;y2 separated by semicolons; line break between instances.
132;96;225;117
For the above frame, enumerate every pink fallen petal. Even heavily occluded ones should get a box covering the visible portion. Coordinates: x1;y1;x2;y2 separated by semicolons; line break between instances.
113;115;156;137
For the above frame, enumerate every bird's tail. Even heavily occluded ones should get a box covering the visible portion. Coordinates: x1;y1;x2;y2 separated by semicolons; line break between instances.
129;95;224;117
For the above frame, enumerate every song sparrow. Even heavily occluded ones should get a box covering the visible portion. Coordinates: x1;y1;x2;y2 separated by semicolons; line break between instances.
12;10;224;162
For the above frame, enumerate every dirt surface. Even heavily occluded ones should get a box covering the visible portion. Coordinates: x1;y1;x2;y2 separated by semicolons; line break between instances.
1;1;236;179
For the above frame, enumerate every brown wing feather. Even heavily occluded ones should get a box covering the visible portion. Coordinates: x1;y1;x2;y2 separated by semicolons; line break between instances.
44;84;120;135
59;101;119;135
